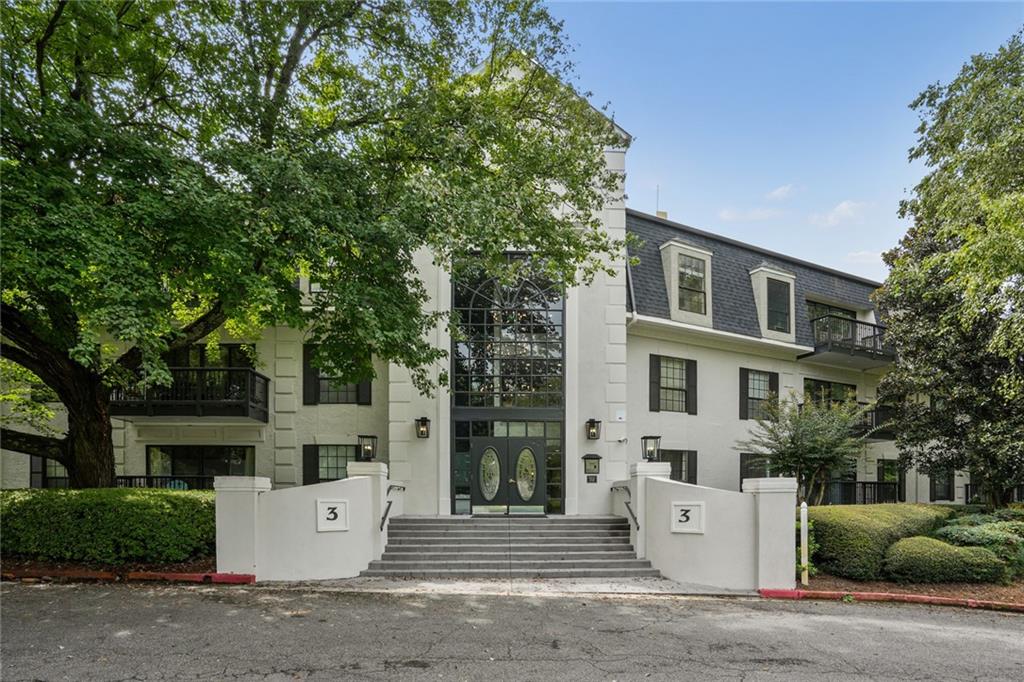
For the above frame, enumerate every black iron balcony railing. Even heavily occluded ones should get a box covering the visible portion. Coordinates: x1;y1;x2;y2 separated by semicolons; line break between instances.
855;403;896;440
110;367;270;422
810;315;893;356
43;475;215;490
817;481;901;505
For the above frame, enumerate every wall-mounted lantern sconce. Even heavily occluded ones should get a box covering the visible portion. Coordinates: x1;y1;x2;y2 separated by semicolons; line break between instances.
585;418;602;440
582;453;602;475
414;417;431;439
641;435;662;462
357;435;378;461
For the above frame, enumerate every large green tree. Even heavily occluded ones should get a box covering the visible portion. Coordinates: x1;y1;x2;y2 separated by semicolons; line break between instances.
1;0;625;486
876;30;1024;506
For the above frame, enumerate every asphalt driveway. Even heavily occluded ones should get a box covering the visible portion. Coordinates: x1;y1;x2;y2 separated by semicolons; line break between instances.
1;582;1021;680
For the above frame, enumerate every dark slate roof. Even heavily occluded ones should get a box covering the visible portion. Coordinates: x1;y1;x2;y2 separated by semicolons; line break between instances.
626;209;882;347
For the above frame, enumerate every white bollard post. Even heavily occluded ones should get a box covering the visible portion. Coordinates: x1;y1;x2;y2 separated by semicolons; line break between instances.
800;501;809;587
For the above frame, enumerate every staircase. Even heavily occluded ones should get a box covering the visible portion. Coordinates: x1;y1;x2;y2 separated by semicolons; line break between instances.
362;515;659;579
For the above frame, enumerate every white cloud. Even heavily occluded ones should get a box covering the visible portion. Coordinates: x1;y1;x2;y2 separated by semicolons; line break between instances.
718;207;783;222
765;184;794;201
810;200;864;227
844;250;883;265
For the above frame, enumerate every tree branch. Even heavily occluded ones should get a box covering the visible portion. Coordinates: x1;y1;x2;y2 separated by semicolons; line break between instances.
0;427;68;464
35;0;68;115
0;343;55;385
111;301;228;373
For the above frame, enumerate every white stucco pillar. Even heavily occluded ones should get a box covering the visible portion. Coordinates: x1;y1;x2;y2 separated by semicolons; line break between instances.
348;461;389;560
214;476;272;576
630;462;672;559
743;477;798;590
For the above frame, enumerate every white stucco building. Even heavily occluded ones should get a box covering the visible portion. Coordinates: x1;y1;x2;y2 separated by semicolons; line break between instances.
0;128;971;510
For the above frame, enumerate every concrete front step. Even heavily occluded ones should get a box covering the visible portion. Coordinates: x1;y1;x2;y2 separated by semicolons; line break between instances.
369;559;653;571
387;530;630;539
383;543;636;554
390;516;627;524
388;523;630;532
361;567;661;579
387;536;631;546
380;551;639;561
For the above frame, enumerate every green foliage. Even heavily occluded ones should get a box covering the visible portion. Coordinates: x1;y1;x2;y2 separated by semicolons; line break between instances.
946;513;999;527
884;536;1008;584
0;359;56;435
876;30;1024;506
993;506;1024;522
808;504;953;580
737;393;870;504
0;489;215;565
935;520;1024;576
2;1;627;485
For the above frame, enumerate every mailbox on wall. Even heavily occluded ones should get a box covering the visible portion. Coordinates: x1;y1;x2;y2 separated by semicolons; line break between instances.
582;454;601;484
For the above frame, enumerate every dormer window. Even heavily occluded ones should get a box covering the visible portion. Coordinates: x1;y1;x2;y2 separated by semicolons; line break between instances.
660;240;713;327
766;278;791;333
678;255;707;314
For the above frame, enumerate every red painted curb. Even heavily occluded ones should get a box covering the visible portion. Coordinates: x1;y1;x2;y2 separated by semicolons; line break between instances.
2;568;254;585
759;588;1024;613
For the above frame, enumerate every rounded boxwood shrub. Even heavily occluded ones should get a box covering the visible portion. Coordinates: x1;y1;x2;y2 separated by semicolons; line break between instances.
807;504;954;580
0;488;215;565
885;536;1008;583
933;520;1024;576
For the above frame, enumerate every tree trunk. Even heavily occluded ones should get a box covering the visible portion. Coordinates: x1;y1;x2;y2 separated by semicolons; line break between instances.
63;378;115;488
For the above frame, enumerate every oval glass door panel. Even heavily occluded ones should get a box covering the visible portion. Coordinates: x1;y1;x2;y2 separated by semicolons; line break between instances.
479;447;501;501
515;447;537;501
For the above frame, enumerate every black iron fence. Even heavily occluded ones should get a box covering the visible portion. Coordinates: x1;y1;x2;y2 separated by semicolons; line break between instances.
110;367;270;422
818;481;901;505
43;475;215;490
964;483;1024;504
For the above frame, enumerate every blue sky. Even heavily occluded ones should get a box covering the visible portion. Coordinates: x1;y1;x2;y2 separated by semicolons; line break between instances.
547;1;1022;281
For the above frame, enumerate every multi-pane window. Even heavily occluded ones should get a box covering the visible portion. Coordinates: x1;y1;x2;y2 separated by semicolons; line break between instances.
746;370;773;420
678;255;707;315
452;260;564;409
766;278;791;333
660;449;697;484
318;445;358;482
807;301;855;321
930;468;955;502
740;452;777;485
808;301;857;344
165;343;255;368
318;377;359;404
659;357;687;412
804;378;856;406
147;445;254;477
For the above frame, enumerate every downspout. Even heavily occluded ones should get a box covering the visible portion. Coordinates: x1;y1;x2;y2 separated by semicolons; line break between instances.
626;259;639;328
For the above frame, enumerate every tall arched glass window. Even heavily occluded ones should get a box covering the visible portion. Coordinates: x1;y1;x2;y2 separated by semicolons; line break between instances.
452;263;564;408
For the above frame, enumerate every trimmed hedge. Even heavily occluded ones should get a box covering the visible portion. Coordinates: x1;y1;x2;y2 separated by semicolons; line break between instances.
807;504;954;580
884;536;1008;583
0;488;215;565
933;520;1024;576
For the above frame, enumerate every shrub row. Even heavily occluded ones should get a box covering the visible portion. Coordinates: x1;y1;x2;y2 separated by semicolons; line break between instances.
884;537;1008;583
932;520;1024;577
807;504;954;580
0;488;215;565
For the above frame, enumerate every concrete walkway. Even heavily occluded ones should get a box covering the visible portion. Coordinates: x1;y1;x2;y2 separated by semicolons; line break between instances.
265;575;756;597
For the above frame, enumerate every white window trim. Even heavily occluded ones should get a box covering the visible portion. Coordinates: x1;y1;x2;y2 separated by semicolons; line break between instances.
749;265;796;344
660;240;713;328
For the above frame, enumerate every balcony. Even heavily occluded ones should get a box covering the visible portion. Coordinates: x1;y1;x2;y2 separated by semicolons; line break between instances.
799;315;895;370
855;404;896;441
817;481;902;505
43;475;215;490
110;367;270;422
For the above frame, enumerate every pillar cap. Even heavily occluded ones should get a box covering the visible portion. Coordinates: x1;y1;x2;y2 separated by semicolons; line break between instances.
742;477;798;494
214;476;272;492
630;462;672;477
347;461;389;477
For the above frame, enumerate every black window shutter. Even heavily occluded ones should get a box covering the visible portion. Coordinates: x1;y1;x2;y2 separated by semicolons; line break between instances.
929;475;936;502
29;456;44;489
649;354;661;412
302;344;319;405
769;372;780;404
686;451;698;485
685;359;698;415
302;444;320;486
739;368;750;420
356;379;372;405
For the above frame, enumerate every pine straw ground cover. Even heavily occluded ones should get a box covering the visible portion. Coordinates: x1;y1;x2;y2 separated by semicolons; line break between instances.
808;573;1024;604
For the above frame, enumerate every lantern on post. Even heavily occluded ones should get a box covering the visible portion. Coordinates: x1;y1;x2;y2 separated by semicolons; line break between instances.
585;419;601;440
414;417;431;439
357;435;378;461
641;435;662;462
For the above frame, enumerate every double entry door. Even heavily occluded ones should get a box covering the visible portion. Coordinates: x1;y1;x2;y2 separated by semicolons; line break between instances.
470;437;546;514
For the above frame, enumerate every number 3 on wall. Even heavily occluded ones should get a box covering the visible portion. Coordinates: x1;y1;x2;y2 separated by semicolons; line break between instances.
316;499;349;532
677;508;691;523
325;506;338;521
670;501;705;534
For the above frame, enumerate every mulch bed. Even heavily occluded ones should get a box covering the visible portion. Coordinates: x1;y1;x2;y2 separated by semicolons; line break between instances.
809;573;1024;605
1;556;216;582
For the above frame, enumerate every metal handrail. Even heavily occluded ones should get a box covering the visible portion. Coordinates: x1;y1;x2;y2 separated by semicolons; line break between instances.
380;484;407;531
610;484;638;530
